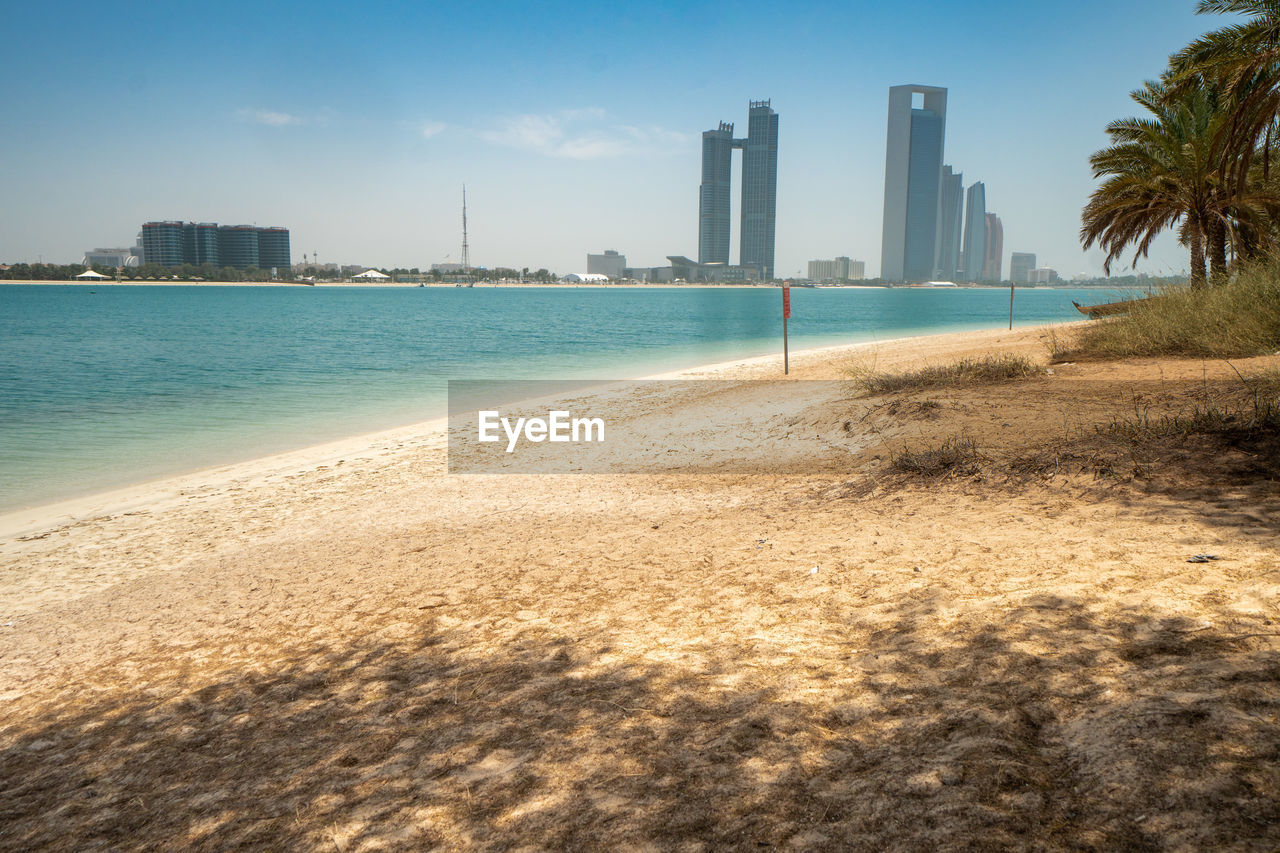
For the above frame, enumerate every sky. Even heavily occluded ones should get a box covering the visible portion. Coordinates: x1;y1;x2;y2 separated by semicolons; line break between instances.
0;0;1232;278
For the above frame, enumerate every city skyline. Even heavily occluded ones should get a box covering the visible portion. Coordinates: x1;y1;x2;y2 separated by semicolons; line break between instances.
1;1;1212;278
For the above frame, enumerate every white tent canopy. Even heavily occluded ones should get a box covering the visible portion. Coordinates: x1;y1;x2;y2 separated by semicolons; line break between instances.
352;268;390;280
563;273;610;283
75;269;110;279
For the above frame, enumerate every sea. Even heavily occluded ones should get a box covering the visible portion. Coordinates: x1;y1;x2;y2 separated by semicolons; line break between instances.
0;284;1124;511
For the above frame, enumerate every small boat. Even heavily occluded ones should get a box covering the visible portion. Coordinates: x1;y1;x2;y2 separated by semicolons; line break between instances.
1072;296;1151;318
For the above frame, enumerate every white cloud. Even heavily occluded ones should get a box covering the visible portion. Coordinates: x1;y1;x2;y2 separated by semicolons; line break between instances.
480;110;688;159
238;108;305;127
421;122;447;139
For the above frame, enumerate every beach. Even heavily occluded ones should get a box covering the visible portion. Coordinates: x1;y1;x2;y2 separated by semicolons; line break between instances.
2;325;1278;850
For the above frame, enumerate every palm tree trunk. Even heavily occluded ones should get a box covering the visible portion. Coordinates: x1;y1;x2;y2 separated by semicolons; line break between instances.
1189;227;1207;290
1208;218;1228;286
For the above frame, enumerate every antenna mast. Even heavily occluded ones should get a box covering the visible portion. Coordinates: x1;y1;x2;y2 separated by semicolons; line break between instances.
460;185;470;271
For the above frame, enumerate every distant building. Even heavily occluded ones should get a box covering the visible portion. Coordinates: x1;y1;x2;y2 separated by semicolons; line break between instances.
139;221;290;272
697;100;779;280
187;223;219;266
699;122;736;266
667;255;760;283
881;85;947;282
1010;252;1036;284
982;214;1003;282
81;247;140;268
807;256;864;282
431;262;466;273
217;225;259;270
1029;267;1059;284
587;249;626;279
961;182;986;282
257;227;291;275
624;266;674;283
935;165;964;280
141;221;184;267
741;100;779;280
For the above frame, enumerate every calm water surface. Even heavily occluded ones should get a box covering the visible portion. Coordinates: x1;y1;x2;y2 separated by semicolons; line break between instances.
0;284;1119;510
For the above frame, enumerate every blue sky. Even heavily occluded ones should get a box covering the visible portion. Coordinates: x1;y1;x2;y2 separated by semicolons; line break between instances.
1;0;1225;277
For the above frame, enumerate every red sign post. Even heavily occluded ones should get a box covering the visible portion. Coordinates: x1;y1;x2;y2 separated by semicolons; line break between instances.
782;282;791;375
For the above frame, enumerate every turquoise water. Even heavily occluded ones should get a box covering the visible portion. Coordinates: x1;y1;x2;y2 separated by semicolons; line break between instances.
0;284;1116;510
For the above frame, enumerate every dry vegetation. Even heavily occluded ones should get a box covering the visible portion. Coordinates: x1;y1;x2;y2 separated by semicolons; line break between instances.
851;353;1042;394
1060;258;1280;361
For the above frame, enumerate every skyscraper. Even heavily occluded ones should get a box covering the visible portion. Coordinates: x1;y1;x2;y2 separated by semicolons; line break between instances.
982;214;1003;282
936;165;964;280
740;100;779;280
961;182;986;282
697;101;779;280
699;122;735;265
881;85;947;282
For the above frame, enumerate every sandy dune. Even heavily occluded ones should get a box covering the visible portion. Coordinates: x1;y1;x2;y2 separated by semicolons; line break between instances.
1;326;1278;851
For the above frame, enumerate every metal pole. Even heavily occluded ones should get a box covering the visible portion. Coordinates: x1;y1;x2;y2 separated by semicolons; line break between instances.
1009;282;1016;330
782;282;791;375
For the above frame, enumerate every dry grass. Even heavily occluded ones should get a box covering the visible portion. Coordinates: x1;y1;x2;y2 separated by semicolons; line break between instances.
851;354;1042;394
1064;256;1280;360
890;434;985;476
1099;369;1280;442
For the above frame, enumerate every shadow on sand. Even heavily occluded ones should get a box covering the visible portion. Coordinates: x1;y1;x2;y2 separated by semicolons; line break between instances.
2;592;1278;851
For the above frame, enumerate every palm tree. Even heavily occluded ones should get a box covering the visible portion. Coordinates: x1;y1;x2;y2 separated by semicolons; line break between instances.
1081;78;1230;288
1172;1;1280;197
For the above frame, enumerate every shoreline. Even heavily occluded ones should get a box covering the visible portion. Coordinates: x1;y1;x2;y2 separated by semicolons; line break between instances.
3;279;1118;290
0;324;1060;541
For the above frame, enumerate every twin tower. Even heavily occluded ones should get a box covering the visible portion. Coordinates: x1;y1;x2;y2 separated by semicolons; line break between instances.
698;100;779;280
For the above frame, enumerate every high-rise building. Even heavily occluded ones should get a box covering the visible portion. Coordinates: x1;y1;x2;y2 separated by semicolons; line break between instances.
140;221;290;271
1010;252;1036;284
740;100;779;280
257;227;292;275
587;249;626;279
699;122;735;265
696;100;779;280
936;165;964;280
983;214;1003;282
881;85;947;282
961;182;986;282
186;223;219;266
141;221;184;267
218;225;260;270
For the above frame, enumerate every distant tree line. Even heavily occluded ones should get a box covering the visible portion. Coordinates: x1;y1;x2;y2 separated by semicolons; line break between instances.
0;262;92;280
0;262;290;282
